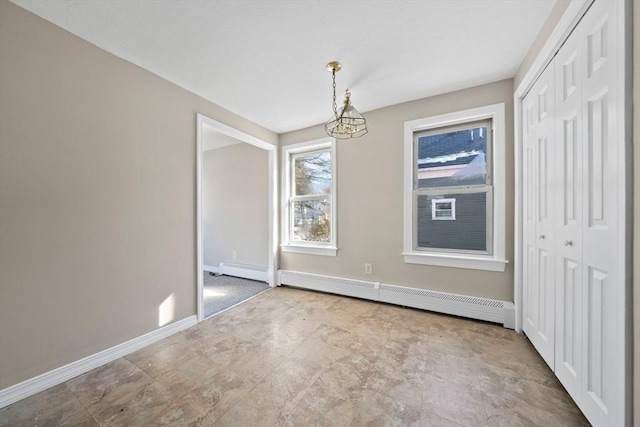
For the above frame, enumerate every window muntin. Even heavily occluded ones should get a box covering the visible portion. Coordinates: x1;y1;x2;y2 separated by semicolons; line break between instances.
282;138;336;255
413;120;493;255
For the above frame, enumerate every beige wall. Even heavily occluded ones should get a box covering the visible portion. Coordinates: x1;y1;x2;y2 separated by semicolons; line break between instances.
0;1;277;390
633;1;639;424
280;80;515;301
203;143;269;269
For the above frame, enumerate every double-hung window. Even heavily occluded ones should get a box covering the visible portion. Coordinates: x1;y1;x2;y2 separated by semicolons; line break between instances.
403;104;507;271
282;138;337;256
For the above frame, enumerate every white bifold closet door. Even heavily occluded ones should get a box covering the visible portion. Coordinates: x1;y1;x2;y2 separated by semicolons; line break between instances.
521;0;628;426
522;60;557;370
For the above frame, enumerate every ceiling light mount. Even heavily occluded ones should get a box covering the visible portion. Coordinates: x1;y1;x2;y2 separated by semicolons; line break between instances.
324;61;367;139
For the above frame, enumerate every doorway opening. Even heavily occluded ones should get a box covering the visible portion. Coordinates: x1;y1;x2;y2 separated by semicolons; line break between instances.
196;113;278;322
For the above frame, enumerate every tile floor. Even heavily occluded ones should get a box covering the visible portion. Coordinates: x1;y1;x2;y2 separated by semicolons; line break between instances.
0;286;590;426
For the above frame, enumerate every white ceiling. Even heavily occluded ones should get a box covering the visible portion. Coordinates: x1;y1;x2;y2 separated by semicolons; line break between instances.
11;0;556;134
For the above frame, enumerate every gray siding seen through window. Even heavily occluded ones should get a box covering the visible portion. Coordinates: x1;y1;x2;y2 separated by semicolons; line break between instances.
417;192;487;251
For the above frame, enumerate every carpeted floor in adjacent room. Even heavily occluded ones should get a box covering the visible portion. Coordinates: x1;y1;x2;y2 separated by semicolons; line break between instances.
203;273;270;318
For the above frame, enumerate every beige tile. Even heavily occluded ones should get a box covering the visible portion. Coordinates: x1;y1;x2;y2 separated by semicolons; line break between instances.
225;345;288;383
90;381;175;426
420;412;467;427
481;375;589;424
281;404;340;427
351;389;423;427
0;384;97;427
423;350;481;386
155;352;224;399
422;376;489;426
484;393;590;427
151;400;213;426
2;286;590;427
258;357;323;401
66;358;154;412
364;358;425;402
125;339;200;379
288;333;351;367
182;367;255;422
197;334;255;368
212;389;283;427
174;324;227;352
293;362;368;426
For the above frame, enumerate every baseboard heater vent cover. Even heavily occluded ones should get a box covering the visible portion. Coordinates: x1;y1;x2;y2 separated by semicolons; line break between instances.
278;270;512;327
379;283;504;324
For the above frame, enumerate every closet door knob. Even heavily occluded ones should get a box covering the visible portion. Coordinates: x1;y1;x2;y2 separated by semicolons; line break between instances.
539;235;545;239
564;240;573;247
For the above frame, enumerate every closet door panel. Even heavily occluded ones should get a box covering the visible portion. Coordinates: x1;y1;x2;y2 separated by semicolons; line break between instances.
522;87;539;341
554;22;584;398
523;65;556;369
578;1;622;424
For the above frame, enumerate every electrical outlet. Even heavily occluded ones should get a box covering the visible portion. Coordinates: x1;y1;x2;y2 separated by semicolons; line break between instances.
364;263;373;275
232;251;237;259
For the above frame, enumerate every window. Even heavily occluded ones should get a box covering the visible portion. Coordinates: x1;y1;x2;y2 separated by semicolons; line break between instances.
403;104;507;271
432;198;456;220
282;138;337;256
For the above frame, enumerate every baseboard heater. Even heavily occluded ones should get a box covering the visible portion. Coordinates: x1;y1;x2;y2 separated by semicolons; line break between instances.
278;270;514;328
210;262;268;282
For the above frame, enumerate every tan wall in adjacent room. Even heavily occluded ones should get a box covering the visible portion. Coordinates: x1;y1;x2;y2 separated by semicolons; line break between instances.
0;1;277;389
632;1;639;424
203;143;269;269
280;80;515;301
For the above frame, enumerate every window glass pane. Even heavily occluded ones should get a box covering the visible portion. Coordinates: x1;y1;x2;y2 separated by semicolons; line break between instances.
417;125;487;188
294;151;331;196
417;192;487;251
292;199;331;242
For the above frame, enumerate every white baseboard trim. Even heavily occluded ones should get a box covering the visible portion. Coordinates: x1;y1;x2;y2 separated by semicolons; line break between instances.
278;269;513;328
279;270;378;300
0;315;197;409
503;301;516;329
220;262;267;282
203;264;221;274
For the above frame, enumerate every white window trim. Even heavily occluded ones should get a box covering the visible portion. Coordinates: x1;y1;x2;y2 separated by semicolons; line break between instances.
431;198;456;220
403;103;508;272
281;138;337;256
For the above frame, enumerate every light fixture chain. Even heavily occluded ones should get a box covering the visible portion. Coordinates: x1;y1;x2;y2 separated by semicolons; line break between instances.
332;69;338;116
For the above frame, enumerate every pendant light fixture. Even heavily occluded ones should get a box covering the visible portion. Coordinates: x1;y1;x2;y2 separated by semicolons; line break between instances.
324;61;367;139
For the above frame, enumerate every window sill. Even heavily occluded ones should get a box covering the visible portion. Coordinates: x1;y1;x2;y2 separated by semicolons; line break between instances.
402;251;508;272
281;244;337;257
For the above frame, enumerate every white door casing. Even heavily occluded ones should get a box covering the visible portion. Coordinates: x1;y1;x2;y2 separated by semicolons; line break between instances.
195;113;279;323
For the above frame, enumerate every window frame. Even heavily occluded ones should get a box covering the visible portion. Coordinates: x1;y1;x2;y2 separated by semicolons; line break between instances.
403;103;508;272
281;138;337;256
414;119;492;254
